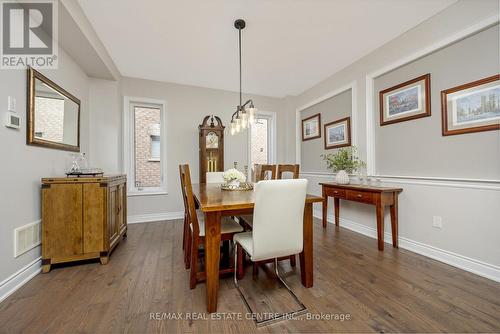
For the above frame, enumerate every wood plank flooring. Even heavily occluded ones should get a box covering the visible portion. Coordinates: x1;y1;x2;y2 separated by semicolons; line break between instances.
1;219;499;333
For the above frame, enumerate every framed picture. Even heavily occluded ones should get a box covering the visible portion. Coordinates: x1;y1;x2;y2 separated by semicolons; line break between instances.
441;74;500;136
324;117;351;149
379;73;431;126
302;113;321;141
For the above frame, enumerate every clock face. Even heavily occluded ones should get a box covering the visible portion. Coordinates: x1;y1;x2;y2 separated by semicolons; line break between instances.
206;132;219;149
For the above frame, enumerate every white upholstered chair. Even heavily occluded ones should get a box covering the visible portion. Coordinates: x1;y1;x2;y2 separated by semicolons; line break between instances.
233;179;308;326
206;172;225;183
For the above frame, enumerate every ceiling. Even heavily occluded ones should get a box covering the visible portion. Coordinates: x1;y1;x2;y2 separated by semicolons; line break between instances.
78;0;456;97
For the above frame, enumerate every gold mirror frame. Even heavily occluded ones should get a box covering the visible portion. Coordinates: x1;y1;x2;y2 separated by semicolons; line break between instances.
27;67;81;152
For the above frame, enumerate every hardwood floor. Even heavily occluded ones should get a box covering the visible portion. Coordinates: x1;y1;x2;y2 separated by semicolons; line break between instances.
1;219;499;333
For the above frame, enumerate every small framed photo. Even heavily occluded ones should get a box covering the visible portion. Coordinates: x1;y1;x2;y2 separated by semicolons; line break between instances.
302;113;321;141
379;74;431;126
324;117;351;149
441;74;500;136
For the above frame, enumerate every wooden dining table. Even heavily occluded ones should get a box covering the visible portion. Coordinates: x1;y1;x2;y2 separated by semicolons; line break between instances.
191;183;323;313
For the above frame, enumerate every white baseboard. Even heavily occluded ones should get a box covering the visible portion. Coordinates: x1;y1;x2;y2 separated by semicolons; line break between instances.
313;209;500;283
128;211;184;224
0;257;42;304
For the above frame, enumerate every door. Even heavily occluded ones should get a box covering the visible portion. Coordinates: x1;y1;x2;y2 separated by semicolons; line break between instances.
42;184;83;258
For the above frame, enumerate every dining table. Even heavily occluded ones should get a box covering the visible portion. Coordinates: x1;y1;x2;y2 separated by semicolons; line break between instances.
191;182;324;313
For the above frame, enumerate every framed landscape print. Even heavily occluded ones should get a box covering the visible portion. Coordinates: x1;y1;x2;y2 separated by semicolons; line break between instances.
379;73;431;126
441;74;500;136
324;117;351;149
302;113;321;141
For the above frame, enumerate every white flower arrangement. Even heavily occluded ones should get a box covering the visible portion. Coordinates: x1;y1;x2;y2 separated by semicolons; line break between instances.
223;168;246;183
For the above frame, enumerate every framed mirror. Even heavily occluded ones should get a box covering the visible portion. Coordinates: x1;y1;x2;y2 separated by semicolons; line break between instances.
27;67;81;152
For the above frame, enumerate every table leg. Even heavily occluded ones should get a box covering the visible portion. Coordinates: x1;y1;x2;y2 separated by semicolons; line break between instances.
390;193;399;248
204;211;221;313
322;188;327;228
299;202;314;288
334;197;340;226
376;201;385;251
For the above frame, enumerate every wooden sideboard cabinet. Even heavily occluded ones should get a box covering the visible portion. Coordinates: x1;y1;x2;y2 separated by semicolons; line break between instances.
41;175;127;273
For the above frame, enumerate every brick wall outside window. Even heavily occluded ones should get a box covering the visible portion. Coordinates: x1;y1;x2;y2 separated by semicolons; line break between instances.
134;107;161;188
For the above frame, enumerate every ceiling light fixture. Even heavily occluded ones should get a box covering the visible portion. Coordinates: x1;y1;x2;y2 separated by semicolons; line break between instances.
230;19;257;135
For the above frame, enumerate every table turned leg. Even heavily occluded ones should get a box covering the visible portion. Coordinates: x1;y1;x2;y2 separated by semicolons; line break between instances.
390;193;399;248
322;188;328;228
334;197;340;226
299;202;314;288
204;211;222;313
375;200;385;251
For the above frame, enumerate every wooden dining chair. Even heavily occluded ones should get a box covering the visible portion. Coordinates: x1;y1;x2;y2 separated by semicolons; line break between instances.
257;164;277;181
277;164;300;179
180;164;244;289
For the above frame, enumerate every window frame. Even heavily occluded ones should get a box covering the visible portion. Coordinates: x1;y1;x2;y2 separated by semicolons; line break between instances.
123;96;168;196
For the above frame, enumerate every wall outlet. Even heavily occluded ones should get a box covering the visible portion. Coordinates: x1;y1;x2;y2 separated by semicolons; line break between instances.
432;216;443;229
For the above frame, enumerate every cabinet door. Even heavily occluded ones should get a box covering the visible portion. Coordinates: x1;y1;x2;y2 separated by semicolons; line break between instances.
108;186;119;245
42;184;83;258
117;183;126;234
83;183;105;253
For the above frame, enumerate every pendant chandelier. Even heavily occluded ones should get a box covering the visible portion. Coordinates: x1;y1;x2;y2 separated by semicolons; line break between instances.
230;19;257;135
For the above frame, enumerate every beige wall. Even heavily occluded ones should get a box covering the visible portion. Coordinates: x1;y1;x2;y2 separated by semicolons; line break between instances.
374;24;499;179
0;48;90;283
290;0;500;274
300;89;352;172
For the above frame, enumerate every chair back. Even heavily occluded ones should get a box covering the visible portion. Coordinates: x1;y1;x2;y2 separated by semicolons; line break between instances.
251;179;308;261
255;164;276;181
277;164;300;179
179;164;200;236
206;172;224;183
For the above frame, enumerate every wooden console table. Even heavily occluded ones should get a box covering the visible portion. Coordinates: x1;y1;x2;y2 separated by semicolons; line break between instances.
320;182;402;251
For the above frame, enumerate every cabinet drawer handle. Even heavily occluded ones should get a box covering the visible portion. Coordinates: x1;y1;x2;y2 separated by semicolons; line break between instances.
357;194;363;198
333;191;339;194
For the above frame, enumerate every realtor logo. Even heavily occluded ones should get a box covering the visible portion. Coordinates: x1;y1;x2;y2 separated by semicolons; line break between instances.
1;0;58;69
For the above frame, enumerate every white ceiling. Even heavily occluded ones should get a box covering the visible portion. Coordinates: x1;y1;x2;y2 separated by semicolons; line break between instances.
78;0;456;97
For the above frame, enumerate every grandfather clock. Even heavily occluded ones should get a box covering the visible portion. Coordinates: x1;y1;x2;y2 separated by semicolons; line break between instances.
199;115;225;183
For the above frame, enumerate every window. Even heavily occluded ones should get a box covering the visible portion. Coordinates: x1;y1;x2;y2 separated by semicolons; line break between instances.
124;97;167;195
248;111;276;179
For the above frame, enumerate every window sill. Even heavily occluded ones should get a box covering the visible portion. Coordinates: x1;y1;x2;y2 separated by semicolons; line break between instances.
148;158;160;162
127;190;168;197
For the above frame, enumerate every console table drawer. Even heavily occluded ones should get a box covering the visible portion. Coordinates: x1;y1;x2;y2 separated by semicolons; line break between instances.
326;188;346;198
346;190;374;204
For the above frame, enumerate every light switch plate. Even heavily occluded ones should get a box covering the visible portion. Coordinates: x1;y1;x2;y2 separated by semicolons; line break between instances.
432;216;443;229
8;96;16;112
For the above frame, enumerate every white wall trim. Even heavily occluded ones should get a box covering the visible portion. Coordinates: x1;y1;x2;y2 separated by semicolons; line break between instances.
0;257;41;304
300;172;500;191
128;211;184;224
314;209;500;283
365;15;500;178
295;81;358;165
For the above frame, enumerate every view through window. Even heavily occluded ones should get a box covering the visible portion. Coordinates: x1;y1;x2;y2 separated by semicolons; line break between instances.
251;118;269;166
134;106;161;189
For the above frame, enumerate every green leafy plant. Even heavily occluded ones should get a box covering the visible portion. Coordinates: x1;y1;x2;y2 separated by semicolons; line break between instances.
321;147;366;174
